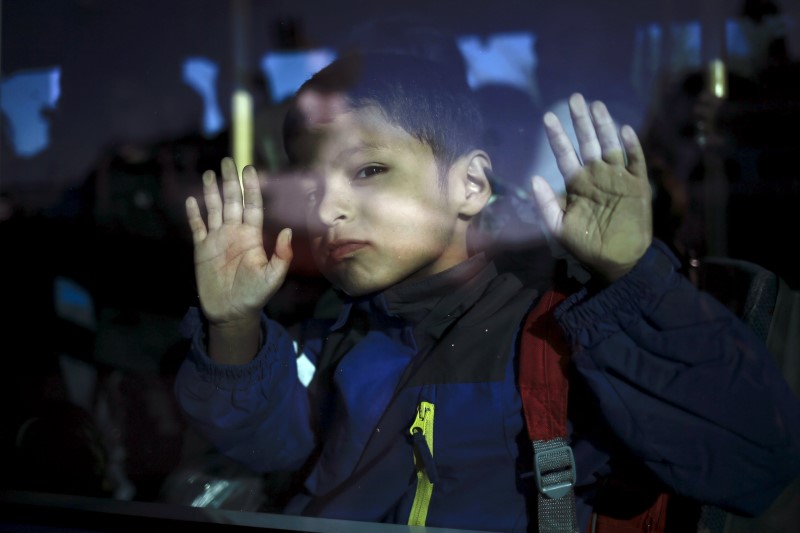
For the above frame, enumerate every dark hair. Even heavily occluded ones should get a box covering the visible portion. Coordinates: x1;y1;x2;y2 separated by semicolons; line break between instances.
282;50;483;177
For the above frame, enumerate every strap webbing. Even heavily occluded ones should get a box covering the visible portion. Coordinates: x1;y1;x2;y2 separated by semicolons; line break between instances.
520;290;579;533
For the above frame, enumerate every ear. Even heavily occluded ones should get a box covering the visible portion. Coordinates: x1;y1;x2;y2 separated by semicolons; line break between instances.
455;150;493;217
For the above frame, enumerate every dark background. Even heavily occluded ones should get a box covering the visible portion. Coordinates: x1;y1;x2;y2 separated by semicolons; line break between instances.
5;0;797;206
1;0;799;525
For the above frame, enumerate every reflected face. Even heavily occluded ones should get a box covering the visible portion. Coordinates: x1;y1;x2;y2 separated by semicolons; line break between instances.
292;98;469;296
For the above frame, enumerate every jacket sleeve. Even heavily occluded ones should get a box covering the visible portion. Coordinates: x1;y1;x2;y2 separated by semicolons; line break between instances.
174;307;316;473
557;239;800;516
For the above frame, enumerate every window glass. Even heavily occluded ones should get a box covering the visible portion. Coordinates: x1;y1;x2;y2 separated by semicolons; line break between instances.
2;1;799;531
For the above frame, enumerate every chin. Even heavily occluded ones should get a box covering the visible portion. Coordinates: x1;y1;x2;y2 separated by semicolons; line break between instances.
334;280;380;298
327;272;393;298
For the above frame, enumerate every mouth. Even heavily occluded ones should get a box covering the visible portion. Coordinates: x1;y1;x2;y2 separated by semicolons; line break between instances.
327;239;369;262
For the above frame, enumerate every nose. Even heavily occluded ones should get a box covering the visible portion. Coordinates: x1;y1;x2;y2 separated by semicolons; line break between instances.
314;176;351;227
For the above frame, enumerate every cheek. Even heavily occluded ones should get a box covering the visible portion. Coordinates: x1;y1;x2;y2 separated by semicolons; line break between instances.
305;207;323;234
368;189;447;225
392;198;454;236
309;235;326;264
380;221;452;264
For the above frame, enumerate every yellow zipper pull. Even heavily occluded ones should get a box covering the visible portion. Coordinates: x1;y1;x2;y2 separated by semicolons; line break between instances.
408;401;436;526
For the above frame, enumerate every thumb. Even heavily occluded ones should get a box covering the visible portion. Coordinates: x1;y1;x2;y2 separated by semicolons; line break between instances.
266;227;294;282
530;176;563;238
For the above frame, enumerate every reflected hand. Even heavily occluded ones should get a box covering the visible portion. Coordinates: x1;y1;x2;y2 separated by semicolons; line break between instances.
185;157;293;328
531;94;652;282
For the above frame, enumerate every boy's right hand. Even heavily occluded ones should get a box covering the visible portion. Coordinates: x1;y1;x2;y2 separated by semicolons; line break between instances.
185;157;293;362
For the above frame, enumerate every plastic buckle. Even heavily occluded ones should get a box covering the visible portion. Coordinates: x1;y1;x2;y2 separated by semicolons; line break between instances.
533;444;576;499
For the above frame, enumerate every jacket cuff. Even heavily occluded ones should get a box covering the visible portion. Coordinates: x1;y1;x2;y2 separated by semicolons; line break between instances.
180;306;285;389
555;240;683;347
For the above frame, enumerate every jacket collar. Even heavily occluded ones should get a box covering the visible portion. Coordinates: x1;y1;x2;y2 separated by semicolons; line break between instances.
330;253;497;342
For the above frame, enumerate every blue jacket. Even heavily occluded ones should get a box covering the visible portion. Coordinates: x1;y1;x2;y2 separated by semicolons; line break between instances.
175;240;800;532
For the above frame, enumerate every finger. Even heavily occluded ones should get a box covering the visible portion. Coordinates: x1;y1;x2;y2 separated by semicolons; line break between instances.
202;169;223;231
621;125;647;178
266;227;294;283
530;175;563;237
569;93;602;164
590;101;624;165
185;196;207;244
221;157;244;225
544;111;582;183
241;165;264;229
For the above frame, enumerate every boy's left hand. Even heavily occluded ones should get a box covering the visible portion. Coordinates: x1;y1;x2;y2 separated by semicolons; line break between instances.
531;93;652;282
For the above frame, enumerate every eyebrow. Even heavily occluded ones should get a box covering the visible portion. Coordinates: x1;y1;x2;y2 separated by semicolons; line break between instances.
332;140;388;168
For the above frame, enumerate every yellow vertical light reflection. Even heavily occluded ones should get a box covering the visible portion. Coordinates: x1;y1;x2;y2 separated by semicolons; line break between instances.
709;59;727;99
232;88;253;189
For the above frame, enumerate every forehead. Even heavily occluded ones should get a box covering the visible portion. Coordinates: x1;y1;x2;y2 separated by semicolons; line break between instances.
290;92;429;167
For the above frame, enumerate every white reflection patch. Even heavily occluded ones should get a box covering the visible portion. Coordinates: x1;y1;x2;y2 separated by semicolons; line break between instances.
293;341;316;387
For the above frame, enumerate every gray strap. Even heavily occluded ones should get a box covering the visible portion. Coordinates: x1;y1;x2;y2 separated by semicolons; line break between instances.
533;437;579;533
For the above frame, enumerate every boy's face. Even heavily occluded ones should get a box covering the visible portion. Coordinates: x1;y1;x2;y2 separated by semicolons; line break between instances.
292;94;474;297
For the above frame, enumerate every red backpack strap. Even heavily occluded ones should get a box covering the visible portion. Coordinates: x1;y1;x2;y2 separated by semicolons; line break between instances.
590;484;670;533
519;289;580;533
519;289;670;533
520;290;571;443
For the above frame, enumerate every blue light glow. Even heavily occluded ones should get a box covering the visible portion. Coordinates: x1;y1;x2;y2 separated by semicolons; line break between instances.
182;57;224;136
457;32;536;93
260;49;337;104
0;67;61;157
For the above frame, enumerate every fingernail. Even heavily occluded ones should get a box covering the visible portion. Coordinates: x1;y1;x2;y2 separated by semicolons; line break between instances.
592;101;608;116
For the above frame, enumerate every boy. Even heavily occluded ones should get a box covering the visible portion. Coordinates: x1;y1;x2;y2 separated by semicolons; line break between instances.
176;52;800;531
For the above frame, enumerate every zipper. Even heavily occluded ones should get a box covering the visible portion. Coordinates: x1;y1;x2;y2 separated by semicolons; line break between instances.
408;401;436;526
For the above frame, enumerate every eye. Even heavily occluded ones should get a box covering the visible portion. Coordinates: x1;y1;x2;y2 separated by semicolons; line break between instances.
302;182;320;207
298;174;323;208
353;165;387;180
305;189;319;206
